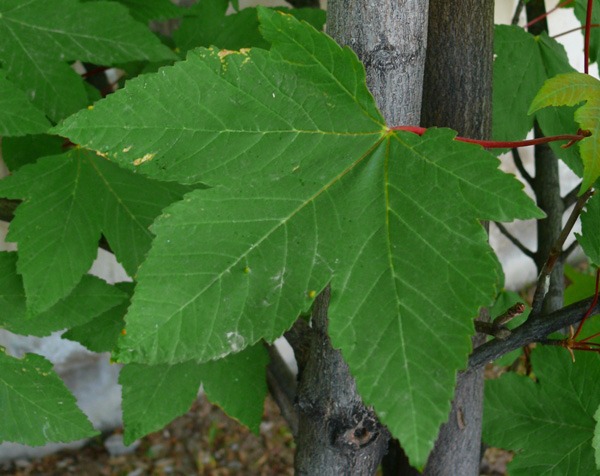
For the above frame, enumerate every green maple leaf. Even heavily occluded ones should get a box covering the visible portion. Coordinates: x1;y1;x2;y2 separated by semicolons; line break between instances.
529;72;600;191
84;0;184;23
174;0;325;53
120;344;267;444
577;192;600;266
0;72;50;136
0;0;176;122
0;349;98;445
484;347;600;475
493;25;582;175
0;149;191;315
54;9;542;467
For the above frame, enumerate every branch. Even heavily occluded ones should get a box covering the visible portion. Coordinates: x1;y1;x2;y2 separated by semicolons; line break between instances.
511;148;534;187
493;222;536;260
467;296;600;372
562;240;580;260
562;183;581;208
512;0;526;25
266;343;299;437
530;189;594;316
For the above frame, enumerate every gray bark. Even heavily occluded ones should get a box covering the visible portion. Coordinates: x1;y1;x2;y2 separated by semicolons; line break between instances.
292;4;430;473
420;2;494;475
293;288;390;475
526;1;565;316
327;1;429;125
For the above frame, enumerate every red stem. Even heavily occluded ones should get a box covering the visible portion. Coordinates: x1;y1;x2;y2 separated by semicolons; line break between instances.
390;126;590;149
525;0;575;29
585;0;594;74
575;268;600;341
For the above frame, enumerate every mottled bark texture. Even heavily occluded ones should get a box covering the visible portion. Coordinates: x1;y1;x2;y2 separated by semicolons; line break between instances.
327;0;429;125
290;1;430;474
293;288;390;475
420;2;494;475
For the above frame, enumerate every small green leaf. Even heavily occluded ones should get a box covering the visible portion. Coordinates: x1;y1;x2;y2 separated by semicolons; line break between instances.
528;72;600;191
0;251;127;337
0;0;176;121
577;192;600;266
0;149;191;314
0;73;50;136
199;343;268;434
120;343;267;444
174;2;326;53
489;290;529;366
0;350;98;445
62;283;133;352
484;347;600;475
87;0;184;23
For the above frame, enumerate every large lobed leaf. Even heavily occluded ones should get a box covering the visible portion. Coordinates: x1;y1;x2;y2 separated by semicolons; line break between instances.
54;9;542;467
0;0;176;121
0;149;191;315
493;25;582;175
529;72;600;191
484;347;600;475
0;349;98;445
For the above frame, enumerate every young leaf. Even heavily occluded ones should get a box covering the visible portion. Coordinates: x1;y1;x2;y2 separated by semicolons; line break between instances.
0;0;176;121
529;72;600;191
576;187;600;265
0;149;191;314
0;350;98;445
493;25;582;175
120;343;267;445
0;251;127;337
56;9;542;467
484;346;600;475
0;73;50;136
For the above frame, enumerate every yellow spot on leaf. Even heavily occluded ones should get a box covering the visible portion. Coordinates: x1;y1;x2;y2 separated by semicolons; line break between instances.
123;146;132;153
243;266;251;274
218;49;238;60
133;153;155;166
95;150;108;159
87;105;94;110
120;328;127;336
308;290;316;299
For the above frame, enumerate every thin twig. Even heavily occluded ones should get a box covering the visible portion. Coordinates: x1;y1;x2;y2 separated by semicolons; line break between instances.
512;0;526;25
562;240;580;260
553;23;600;39
265;343;299;437
494;222;536;260
530;188;595;317
525;0;575;29
562;183;581;208
467;295;600;371
511;148;534;187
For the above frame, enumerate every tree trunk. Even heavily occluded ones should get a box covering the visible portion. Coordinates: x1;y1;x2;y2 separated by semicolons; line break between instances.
291;1;430;474
420;2;494;475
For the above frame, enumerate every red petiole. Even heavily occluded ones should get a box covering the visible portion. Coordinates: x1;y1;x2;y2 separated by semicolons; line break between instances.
390;126;590;149
525;0;575;29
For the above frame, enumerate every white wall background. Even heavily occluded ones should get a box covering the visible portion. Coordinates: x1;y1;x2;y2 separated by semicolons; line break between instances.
0;0;595;462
